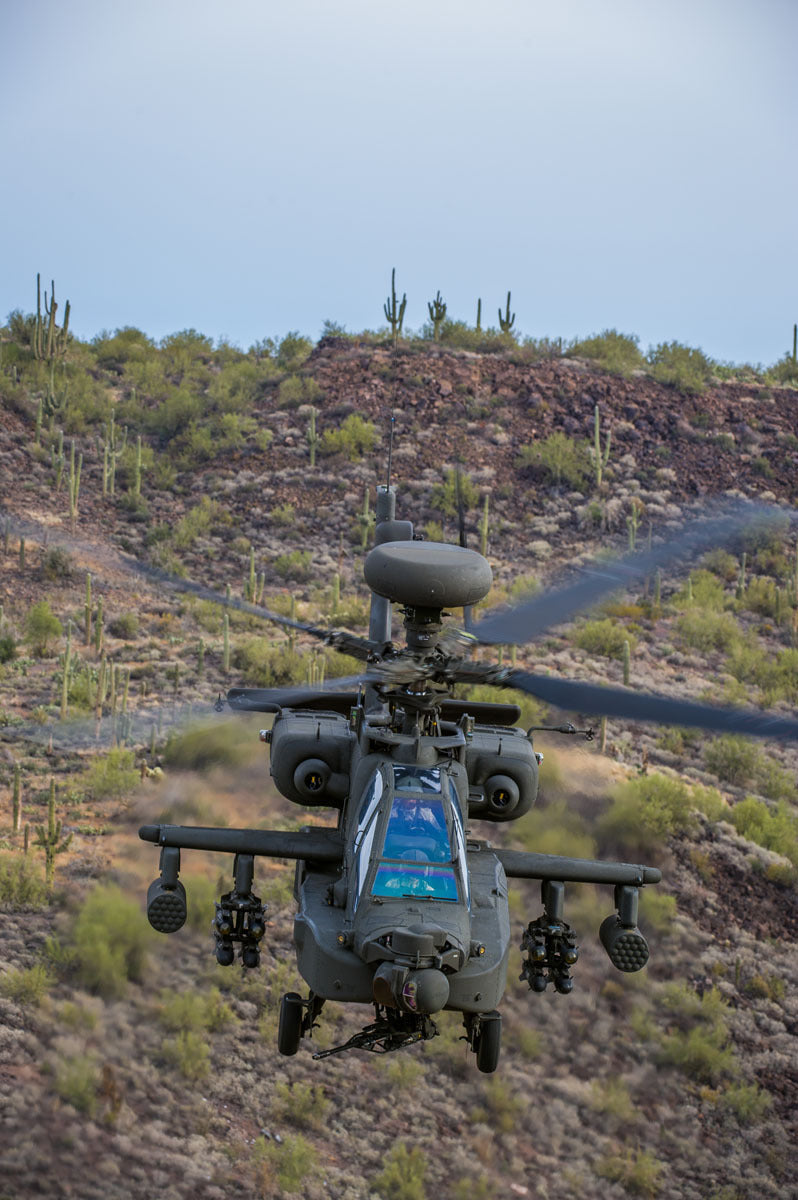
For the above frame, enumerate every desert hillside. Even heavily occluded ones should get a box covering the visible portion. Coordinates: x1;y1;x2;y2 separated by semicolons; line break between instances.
1;318;797;1199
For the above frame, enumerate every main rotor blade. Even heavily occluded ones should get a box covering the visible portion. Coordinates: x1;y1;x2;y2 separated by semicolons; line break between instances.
0;510;378;660
473;501;787;646
502;669;798;741
227;676;370;712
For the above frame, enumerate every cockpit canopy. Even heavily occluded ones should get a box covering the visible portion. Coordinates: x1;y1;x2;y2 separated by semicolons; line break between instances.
353;765;469;910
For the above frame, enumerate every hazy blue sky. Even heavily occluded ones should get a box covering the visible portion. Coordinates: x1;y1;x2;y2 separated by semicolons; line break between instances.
2;0;796;364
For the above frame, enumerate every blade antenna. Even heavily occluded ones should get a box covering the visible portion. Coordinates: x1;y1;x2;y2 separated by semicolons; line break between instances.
386;413;395;491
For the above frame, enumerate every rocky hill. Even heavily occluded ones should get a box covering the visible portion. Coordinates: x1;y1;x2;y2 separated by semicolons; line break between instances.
0;330;797;1199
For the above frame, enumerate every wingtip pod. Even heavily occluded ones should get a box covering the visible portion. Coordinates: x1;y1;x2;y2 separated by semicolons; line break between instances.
139;824;161;843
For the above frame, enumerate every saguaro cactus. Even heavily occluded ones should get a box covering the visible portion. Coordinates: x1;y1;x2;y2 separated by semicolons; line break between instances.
480;493;490;557
498;291;515;334
35;778;72;891
12;764;22;833
307;407;320;468
427;291;447;341
60;620;73;721
593;405;612;488
68;440;83;527
622;639;631;686
101;412;127;497
85;573;92;646
383;268;407;349
476;298;482;332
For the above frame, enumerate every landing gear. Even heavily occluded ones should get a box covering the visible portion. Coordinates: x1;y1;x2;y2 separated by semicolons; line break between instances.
277;992;304;1056
472;1010;502;1074
276;991;326;1056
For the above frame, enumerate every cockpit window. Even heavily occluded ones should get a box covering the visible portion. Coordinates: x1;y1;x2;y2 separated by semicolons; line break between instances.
382;795;452;863
353;771;384;910
393;766;442;794
372;862;458;901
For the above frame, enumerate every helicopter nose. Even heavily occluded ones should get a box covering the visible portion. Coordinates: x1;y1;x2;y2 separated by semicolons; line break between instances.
373;962;450;1014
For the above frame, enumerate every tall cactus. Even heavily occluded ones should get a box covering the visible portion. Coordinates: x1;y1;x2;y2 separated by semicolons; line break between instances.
498;291;515;334
479;493;490;557
94;595;104;655
34;275;71;428
223;610;230;674
476;298;482;332
307;406;320;468
85;573;92;646
358;487;374;551
101;412;127;497
383;268;407;349
68;439;82;528
793;322;797;364
427;291;447;341
132;434;143;499
593;404;612;488
35;778;72;891
12;764;22;833
60;620;73;721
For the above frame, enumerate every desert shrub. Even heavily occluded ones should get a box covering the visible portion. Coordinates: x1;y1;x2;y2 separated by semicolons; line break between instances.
81;747;138;801
58;1000;98;1031
730;797;798;866
658;984;735;1084
568;329;644;375
0;853;49;910
160;1029;210;1080
718;1081;772;1121
766;353;798;386
273;548;312;581
382;1055;425;1088
756;755;797;802
93;326;156;369
595;1148;665;1198
41;547;74;581
108;612;139;639
163;719;256;770
0;633;16;663
182;873;220;932
276;373;321;408
518;432;590;488
159;986;234;1033
270;502;295;527
53;1055;100;1116
675;609;740;653
25;600;63;656
702;549;739;582
589;1076;635;1121
275;331;312;371
172;496;232;549
514;798;597;859
703;736;760;787
674;569;727;611
471;1077;523;1134
744;973;785;1003
320;412;377;461
233;640;308;688
598;773;695;855
71;884;153;998
429;468;479;517
271;1081;329;1131
372;1142;427;1200
253;1133;317;1193
574;618;636;660
508;573;541;602
0;963;53;1005
639;890;677;934
647;341;714;394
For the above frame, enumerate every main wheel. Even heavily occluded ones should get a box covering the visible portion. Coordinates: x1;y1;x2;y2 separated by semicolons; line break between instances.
277;992;304;1056
475;1011;501;1074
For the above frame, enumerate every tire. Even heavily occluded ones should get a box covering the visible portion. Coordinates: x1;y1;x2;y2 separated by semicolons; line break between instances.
475;1011;501;1074
277;992;304;1056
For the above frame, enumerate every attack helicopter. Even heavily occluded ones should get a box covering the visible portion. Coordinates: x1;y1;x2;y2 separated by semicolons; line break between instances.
138;486;798;1073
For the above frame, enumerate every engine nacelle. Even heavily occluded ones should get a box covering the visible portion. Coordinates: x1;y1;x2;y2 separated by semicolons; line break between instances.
269;711;354;807
465;726;538;822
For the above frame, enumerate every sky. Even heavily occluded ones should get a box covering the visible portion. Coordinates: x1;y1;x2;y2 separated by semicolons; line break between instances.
1;0;796;365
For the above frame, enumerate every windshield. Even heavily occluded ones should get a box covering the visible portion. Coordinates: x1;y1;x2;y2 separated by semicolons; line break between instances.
374;792;457;902
372;862;458;901
393;766;442;794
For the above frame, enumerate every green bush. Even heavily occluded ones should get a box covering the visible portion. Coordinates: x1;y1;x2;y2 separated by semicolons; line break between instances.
595;1148;665;1198
730;796;798;866
172;496;232;549
272;1081;329;1131
277;374;322;408
0;963;53;1005
598;773;695;855
657;984;735;1084
0;634;16;663
275;331;313;371
574;618;636;660
766;353;798;387
514;799;597;859
25;600;63;656
159;987;234;1033
518;432;590;488
675;609;740;653
639;890;677;934
160;1029;211;1080
429;469;479;517
71;884;153;998
372;1142;427;1200
53;1054;100;1116
703;736;760;787
41;547;74;581
0;853;49;910
81;747;139;801
163;720;256;771
233;640;309;687
589;1076;635;1121
702;549;739;582
674;569;727;611
253;1133;317;1193
108;612;139;639
567;329;644;376
273;549;312;581
718;1081;772;1121
320;412;378;461
647;341;714;394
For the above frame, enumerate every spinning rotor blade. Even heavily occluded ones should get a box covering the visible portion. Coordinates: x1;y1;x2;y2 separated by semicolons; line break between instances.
473;501;788;646
227;676;370;712
0;510;379;660
500;669;798;741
